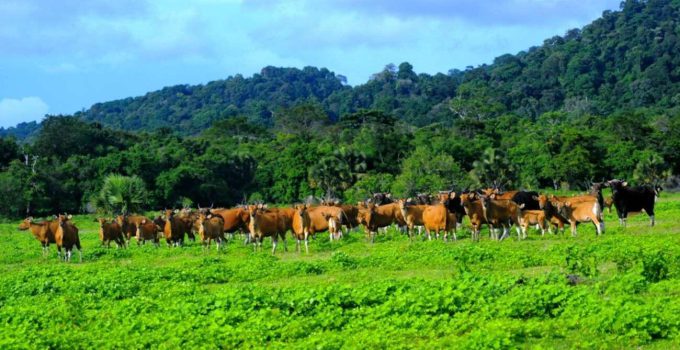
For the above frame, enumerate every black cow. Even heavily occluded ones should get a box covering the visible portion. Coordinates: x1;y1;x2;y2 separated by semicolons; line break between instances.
437;190;466;225
607;179;658;227
415;193;434;205
371;192;393;205
511;191;540;210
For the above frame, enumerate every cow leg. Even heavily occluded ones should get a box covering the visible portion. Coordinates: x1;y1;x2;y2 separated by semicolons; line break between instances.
271;237;278;255
570;222;577;237
296;239;301;253
650;215;655;227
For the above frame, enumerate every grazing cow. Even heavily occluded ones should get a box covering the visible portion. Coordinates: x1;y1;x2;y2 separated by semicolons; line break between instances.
397;199;426;241
135;219;162;246
248;204;288;254
422;202;455;241
96;218;125;248
18;217;57;257
518;206;547;238
196;213;226;251
460;193;488;241
607;179;659;227
55;215;82;262
481;194;522;240
551;198;604;236
357;203;404;243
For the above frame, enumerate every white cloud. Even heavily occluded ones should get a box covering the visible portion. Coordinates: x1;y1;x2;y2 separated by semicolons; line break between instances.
0;97;49;128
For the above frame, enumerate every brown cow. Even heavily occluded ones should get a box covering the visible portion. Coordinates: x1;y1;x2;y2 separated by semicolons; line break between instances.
163;209;194;247
196;213;226;251
460;193;488;241
210;207;251;243
518;207;547;238
18;217;57;257
292;204;338;253
397;199;426;241
95;218;126;248
552;197;604;236
248;204;288;254
136;219;162;246
55;215;82;262
537;195;568;234
357;203;405;243
116;214;151;242
422;202;455;241
481;194;522;240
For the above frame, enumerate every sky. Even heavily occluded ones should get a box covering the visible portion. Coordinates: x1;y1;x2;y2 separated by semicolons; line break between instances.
0;0;621;128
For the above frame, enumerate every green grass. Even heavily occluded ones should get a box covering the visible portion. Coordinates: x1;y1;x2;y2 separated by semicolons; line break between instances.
2;193;680;349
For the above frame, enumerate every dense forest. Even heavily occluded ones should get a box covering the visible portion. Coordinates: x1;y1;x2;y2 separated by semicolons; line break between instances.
0;0;679;217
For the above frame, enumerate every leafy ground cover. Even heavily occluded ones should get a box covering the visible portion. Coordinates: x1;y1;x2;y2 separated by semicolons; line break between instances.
1;194;680;349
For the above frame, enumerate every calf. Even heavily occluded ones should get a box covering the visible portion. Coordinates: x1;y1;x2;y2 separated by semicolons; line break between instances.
481;195;522;240
55;215;82;262
18;217;57;257
518;207;547;238
607;179;658;227
196;213;226;251
552;198;603;236
248;204;288;254
96;218;126;248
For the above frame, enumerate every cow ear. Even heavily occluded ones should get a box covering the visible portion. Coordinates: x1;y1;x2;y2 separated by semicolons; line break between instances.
532;195;539;201
141;219;147;224
263;204;268;209
565;201;571;207
174;209;179;214
490;193;496;200
622;181;628;187
450;192;457;199
67;214;73;220
386;193;392;198
519;203;525;209
207;214;212;219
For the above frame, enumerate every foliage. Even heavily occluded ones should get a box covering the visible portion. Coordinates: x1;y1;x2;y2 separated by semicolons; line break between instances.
93;174;147;214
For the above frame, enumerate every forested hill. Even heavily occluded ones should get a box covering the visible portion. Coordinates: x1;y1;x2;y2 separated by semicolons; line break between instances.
1;0;678;137
66;0;680;133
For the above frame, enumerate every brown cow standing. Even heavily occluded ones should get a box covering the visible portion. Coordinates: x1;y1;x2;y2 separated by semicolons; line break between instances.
357;203;405;243
518;207;547;238
551;196;604;236
422;202;455;241
292;204;340;253
55;215;82;262
537;195;568;234
481;194;522;240
96;218;126;248
210;207;250;243
18;217;57;257
248;204;288;254
136;219;162;246
163;209;194;247
116;214;151;243
196;213;226;251
397;199;426;241
460;193;488;242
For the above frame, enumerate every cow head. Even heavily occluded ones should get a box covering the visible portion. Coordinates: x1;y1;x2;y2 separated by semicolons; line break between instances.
18;217;35;231
554;201;572;217
606;179;627;195
537;195;549;209
96;218;107;228
294;204;308;219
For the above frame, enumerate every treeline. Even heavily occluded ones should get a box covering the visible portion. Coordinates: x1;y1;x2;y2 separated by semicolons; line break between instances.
0;106;677;218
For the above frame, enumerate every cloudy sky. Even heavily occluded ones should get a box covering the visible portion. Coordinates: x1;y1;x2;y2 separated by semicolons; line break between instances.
0;0;620;128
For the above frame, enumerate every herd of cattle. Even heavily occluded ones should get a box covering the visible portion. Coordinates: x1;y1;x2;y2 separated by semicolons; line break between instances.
17;179;662;262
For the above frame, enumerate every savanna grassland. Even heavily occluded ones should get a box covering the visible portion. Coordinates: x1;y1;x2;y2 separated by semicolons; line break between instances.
1;192;680;349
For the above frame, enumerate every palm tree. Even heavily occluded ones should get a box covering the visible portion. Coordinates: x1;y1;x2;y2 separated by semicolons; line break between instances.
94;174;147;214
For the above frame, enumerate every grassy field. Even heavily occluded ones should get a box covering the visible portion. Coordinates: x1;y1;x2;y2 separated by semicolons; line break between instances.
2;193;680;349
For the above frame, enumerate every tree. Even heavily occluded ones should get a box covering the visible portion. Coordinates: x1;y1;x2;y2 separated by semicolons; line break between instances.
94;174;147;214
470;148;515;188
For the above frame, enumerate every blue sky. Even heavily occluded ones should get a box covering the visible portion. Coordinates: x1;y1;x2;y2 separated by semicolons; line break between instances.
0;0;620;128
